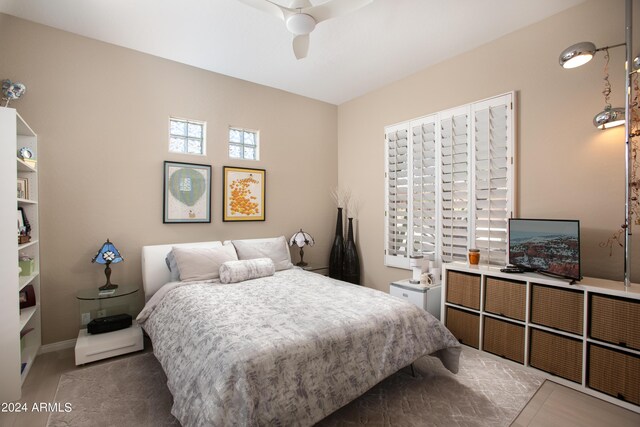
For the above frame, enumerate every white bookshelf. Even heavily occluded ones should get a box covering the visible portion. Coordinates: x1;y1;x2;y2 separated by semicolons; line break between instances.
0;107;41;401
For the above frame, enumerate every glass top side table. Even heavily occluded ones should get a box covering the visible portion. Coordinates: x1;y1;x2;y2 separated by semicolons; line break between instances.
76;284;138;301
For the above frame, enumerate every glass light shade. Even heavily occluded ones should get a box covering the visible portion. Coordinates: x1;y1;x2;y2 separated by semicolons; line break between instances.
92;239;124;265
559;42;597;68
593;106;625;129
289;229;315;248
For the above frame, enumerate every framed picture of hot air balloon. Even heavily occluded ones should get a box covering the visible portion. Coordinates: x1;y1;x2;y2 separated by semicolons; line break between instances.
163;161;212;223
223;166;265;222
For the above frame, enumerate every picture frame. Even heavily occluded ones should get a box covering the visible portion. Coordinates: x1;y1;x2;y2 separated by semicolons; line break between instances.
223;166;266;222
19;284;36;309
17;207;25;232
17;178;29;200
163;161;212;223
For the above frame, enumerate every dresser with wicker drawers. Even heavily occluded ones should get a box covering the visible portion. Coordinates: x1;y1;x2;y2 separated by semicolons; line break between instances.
442;263;640;413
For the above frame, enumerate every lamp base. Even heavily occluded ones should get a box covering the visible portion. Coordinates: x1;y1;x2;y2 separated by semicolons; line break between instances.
99;283;119;291
296;261;308;267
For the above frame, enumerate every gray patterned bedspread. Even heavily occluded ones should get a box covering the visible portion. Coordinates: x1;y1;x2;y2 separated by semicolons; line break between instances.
138;268;460;427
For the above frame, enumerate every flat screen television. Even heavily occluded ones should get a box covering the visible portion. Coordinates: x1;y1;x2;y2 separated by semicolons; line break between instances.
508;218;581;282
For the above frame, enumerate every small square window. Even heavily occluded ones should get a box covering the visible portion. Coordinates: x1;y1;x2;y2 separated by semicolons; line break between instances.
229;127;259;160
169;118;206;155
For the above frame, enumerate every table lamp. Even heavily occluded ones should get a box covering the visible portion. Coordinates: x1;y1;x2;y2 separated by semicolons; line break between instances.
91;239;124;290
289;229;314;267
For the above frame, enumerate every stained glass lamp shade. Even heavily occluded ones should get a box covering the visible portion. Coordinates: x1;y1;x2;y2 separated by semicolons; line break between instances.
91;239;124;290
289;229;314;267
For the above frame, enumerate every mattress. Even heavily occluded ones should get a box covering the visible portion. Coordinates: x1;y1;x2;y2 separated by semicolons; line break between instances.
138;268;460;426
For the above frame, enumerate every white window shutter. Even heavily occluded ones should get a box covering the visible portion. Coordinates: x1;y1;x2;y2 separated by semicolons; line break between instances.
471;93;514;265
385;123;411;268
384;92;515;270
439;107;471;263
410;116;438;260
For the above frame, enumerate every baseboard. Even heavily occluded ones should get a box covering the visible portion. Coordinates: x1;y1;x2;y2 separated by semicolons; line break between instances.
39;338;76;354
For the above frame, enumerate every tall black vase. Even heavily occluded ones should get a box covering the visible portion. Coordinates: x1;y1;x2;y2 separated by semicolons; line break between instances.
343;217;360;285
329;208;344;280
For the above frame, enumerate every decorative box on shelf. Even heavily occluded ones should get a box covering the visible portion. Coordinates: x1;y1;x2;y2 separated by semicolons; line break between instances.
19;257;34;276
18;235;30;244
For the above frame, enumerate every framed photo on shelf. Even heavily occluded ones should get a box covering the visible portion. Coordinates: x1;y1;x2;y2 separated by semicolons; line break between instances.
223;166;266;222
17;208;25;231
19;284;36;309
163;161;212;223
17;178;28;199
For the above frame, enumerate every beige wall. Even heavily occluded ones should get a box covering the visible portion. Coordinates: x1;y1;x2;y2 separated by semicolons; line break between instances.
337;0;640;292
0;15;338;344
2;0;639;344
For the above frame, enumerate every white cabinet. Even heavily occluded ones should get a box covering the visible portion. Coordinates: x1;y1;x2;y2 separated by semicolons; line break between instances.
442;262;640;413
389;279;441;320
75;324;143;365
0;107;40;402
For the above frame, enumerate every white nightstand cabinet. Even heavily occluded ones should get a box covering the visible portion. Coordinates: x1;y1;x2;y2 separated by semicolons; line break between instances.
389;279;442;320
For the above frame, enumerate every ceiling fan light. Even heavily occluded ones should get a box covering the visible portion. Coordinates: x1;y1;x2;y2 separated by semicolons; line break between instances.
593;106;625;129
559;41;597;68
286;13;316;35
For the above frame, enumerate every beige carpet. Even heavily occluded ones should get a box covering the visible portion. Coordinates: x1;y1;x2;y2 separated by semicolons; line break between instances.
48;347;543;427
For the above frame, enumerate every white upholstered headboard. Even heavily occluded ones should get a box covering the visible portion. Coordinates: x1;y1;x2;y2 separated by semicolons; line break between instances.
141;241;222;302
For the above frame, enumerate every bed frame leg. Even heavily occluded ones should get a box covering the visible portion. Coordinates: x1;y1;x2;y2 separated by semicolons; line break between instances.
410;363;416;378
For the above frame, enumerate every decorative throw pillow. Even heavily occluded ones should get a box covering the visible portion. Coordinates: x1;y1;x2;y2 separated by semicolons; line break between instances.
165;241;224;282
231;236;293;271
219;258;276;284
165;251;180;282
172;244;238;282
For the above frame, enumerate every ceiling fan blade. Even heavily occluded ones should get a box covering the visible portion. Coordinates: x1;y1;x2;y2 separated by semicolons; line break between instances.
307;0;373;23
236;0;292;20
292;34;310;59
290;0;312;8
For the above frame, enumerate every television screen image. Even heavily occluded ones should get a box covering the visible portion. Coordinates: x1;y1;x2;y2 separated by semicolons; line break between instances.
508;219;581;281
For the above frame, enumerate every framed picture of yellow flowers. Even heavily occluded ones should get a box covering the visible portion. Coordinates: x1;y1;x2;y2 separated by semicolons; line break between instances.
223;166;265;222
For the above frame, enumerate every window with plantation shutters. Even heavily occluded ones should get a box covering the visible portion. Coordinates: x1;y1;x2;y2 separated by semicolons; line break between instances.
472;95;513;265
439;107;470;263
411;116;438;260
385;125;410;267
384;92;514;269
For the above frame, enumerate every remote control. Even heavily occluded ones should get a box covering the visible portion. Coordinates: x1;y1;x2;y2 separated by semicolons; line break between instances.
500;266;525;273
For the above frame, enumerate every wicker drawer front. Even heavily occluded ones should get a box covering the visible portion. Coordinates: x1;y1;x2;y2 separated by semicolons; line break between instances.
590;295;640;351
588;344;640;405
482;317;525;364
484;278;526;321
446;271;481;310
529;328;582;383
530;284;583;335
445;307;480;349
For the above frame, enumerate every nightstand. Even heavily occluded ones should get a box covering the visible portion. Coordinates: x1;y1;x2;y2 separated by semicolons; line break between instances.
74;285;143;365
389;279;442;320
302;265;329;275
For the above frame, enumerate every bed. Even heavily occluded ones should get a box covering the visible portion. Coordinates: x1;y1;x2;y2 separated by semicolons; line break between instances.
137;239;460;426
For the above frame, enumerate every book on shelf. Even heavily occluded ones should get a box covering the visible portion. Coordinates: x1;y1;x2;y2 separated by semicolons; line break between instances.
22;158;37;169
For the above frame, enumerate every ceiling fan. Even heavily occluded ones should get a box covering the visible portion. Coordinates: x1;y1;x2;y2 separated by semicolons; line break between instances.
236;0;374;59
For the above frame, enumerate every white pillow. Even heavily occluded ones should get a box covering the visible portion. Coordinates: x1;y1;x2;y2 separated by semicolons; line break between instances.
165;241;224;282
219;258;275;284
231;236;293;271
172;244;238;282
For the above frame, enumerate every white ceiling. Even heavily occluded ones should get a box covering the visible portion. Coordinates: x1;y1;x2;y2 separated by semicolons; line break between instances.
0;0;584;105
